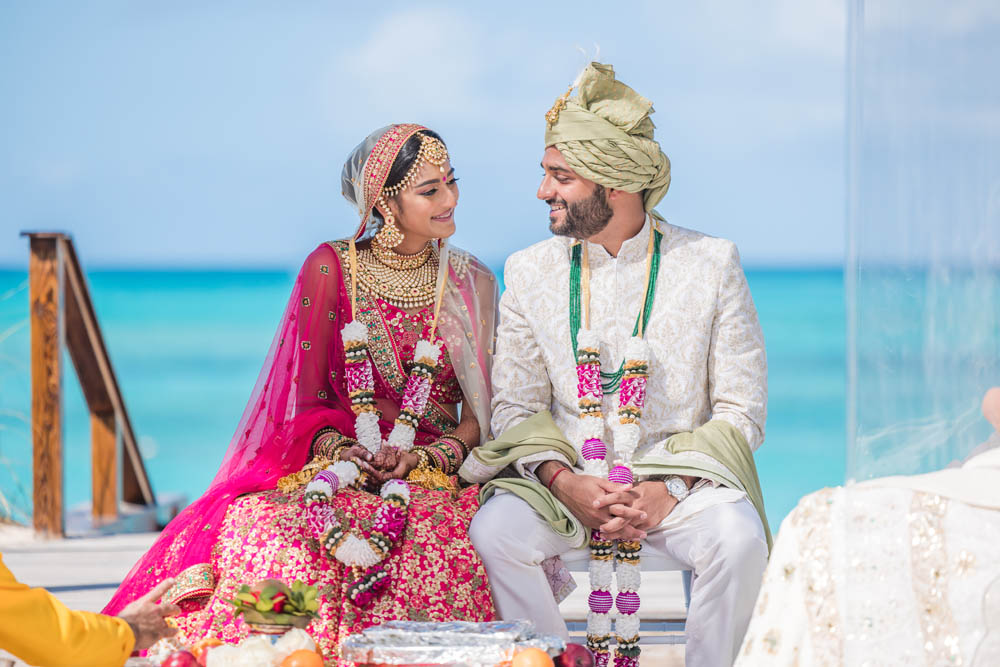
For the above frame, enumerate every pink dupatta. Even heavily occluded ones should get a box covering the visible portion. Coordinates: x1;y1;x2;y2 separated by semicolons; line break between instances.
104;240;496;614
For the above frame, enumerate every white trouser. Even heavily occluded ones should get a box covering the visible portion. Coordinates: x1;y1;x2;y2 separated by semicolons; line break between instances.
469;488;768;667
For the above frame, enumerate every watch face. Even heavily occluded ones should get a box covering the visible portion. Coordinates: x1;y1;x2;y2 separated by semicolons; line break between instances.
667;478;687;498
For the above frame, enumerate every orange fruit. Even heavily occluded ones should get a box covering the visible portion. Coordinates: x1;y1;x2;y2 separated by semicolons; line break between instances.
190;637;223;665
280;648;325;667
512;647;555;667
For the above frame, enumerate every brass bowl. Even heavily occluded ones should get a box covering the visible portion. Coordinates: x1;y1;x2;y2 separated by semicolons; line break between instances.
241;608;313;633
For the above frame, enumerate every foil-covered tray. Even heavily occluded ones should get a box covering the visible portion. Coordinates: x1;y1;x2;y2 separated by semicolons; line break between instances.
341;620;565;666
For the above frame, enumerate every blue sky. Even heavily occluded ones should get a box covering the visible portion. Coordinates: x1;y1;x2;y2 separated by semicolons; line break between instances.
0;1;846;270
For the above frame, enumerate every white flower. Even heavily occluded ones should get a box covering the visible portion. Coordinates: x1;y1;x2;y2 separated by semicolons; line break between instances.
611;422;640;459
587;610;612;635
274;628;317;659
616;611;640;638
341;320;368;344
355;412;382;453
387;423;415;451
304;478;333;498
240;635;280;665
577;328;600;349
414;339;442;364
623;336;649;364
381;479;411;503
205;645;242;667
335;533;381;568
589;557;613;589
331;461;360;487
616;561;641;591
580;416;605;440
206;636;278;667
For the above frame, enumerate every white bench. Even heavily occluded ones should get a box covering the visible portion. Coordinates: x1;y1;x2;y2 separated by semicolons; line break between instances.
559;551;692;645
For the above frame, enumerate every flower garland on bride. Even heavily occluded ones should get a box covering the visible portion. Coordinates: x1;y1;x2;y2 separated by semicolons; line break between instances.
293;130;453;608
298;240;448;606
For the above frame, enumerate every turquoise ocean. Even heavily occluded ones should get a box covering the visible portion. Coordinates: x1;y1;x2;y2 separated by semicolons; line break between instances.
0;268;844;529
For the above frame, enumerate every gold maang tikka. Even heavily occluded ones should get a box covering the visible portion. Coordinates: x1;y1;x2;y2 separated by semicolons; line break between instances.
375;133;450;249
381;134;450;197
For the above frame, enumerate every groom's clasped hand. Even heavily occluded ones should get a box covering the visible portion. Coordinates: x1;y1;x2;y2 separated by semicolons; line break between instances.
541;462;678;541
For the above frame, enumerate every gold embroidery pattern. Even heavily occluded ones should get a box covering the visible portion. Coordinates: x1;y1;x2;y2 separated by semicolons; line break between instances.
788;487;844;663
448;247;471;281
908;492;962;665
164;563;215;604
332;241;457;434
164;486;494;658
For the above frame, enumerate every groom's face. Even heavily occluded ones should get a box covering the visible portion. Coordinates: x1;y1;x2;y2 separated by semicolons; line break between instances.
538;147;613;239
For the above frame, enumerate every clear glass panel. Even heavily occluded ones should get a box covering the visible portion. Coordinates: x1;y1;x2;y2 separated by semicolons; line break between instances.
846;0;1000;481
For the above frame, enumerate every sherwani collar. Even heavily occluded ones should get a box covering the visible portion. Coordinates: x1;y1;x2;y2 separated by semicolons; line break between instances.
561;214;655;267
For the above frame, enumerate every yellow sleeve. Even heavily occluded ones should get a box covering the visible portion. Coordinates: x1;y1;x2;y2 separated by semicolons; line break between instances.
0;553;135;667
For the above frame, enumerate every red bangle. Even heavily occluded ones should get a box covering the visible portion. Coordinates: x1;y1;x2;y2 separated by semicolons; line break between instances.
546;466;570;491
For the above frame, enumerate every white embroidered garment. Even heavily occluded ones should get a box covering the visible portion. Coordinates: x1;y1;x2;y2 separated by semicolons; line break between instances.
737;467;1000;665
491;216;767;513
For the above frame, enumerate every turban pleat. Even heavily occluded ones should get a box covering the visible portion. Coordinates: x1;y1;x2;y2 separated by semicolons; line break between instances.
545;63;671;210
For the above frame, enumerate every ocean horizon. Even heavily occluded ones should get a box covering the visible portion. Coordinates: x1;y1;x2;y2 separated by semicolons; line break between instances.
0;266;845;530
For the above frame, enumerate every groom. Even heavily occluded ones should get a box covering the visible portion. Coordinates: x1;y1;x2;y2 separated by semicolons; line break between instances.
464;63;770;667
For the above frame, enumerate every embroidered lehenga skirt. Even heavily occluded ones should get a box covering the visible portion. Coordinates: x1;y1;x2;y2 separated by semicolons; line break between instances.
167;484;494;664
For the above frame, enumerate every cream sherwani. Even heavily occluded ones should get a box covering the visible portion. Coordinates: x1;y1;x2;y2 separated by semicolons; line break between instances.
469;216;769;667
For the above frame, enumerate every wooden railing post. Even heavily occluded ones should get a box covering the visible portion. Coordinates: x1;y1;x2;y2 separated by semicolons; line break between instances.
28;236;64;537
24;231;155;535
91;410;117;520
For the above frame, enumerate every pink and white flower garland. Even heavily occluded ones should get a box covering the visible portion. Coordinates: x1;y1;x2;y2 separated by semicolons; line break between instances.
301;319;441;607
576;331;649;667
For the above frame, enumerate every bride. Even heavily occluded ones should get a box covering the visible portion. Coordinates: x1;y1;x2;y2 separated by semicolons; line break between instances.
104;124;498;660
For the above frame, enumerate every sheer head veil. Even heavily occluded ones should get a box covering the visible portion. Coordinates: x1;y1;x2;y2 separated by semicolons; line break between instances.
341;123;427;240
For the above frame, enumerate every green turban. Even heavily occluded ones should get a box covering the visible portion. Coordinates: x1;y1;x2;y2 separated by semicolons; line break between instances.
544;62;671;211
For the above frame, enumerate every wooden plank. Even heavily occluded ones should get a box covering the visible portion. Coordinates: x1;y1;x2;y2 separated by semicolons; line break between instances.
63;269;113;413
28;237;64;537
91;411;117;520
119;413;149;505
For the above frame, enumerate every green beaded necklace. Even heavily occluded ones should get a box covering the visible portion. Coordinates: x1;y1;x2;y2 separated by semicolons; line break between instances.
569;224;663;394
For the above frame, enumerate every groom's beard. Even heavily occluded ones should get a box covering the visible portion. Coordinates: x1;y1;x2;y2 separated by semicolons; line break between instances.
548;186;613;239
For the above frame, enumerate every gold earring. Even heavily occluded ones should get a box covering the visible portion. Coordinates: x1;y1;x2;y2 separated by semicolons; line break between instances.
374;206;404;248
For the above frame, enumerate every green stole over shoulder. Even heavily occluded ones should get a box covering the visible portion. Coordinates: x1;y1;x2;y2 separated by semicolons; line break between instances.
459;411;772;552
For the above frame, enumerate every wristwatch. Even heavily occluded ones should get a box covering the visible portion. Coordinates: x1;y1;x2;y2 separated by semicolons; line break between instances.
665;475;690;502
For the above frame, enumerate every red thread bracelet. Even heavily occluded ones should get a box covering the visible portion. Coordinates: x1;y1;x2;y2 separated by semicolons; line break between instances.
546;466;570;491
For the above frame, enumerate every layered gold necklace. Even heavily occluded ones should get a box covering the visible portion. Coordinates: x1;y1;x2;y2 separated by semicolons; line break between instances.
356;242;438;309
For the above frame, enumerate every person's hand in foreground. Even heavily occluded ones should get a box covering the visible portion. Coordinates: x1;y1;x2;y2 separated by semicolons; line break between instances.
116;578;180;650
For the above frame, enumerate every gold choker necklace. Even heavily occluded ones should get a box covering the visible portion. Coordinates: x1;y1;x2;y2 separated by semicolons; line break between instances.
370;240;432;270
356;246;438;309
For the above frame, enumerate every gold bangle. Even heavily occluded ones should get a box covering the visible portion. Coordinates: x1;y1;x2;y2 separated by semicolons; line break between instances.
413;447;434;471
440;433;468;451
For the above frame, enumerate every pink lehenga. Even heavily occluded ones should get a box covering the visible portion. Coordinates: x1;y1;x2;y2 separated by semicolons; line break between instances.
103;125;499;663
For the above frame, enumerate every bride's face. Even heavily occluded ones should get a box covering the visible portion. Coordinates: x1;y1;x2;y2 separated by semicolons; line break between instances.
385;159;459;243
